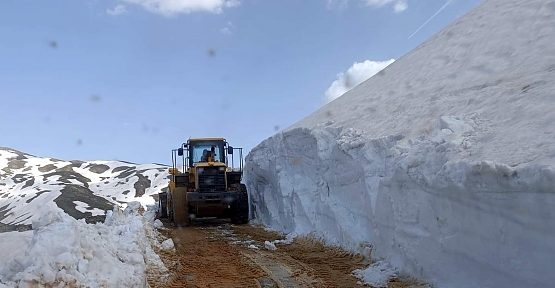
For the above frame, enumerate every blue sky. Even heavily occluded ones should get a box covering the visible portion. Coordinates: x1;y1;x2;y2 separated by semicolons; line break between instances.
0;0;483;165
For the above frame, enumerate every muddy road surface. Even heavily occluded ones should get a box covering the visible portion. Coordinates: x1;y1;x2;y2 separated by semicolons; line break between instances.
147;219;422;288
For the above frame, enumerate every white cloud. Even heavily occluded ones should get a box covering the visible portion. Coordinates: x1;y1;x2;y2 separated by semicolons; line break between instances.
120;0;241;16
326;0;349;10
225;0;240;8
220;21;234;35
324;59;395;103
327;0;409;12
107;4;128;15
220;27;232;35
393;0;407;13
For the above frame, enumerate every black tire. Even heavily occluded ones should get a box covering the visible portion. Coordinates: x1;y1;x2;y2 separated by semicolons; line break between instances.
172;187;190;227
167;194;174;221
230;184;249;225
158;193;168;218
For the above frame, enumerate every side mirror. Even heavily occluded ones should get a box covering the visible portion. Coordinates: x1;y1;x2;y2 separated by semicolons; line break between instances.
177;148;183;156
228;146;234;154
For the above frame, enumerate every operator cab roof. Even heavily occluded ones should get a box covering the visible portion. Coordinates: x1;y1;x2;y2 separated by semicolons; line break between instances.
188;137;226;142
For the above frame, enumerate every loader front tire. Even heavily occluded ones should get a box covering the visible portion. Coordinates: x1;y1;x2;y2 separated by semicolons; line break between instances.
172;187;190;227
230;184;249;225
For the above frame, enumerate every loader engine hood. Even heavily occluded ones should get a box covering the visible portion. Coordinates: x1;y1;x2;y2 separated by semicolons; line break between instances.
194;163;227;192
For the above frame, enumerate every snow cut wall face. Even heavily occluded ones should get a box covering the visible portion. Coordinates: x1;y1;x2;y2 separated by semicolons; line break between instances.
245;0;555;287
245;127;555;288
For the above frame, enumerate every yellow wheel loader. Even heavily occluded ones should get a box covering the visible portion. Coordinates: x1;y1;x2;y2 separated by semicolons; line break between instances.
157;138;249;226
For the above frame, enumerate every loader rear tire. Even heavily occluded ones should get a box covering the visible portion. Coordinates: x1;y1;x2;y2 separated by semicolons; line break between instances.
167;193;174;221
158;192;168;218
172;187;190;227
231;184;249;225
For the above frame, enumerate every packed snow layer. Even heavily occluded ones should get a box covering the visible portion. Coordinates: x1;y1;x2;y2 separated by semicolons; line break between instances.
245;0;555;287
0;231;33;272
0;202;167;288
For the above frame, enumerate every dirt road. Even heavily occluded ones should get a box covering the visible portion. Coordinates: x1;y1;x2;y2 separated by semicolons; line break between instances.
147;219;419;288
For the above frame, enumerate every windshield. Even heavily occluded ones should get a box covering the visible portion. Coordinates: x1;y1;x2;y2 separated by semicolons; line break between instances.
190;141;225;164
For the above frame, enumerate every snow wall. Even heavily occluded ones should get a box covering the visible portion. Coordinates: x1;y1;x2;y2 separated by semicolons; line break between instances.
244;0;555;287
245;126;555;288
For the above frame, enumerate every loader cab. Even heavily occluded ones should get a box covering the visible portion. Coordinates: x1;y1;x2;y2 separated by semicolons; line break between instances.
187;139;225;165
176;138;242;170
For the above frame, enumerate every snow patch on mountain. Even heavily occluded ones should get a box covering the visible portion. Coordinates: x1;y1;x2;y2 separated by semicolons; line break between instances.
0;147;170;226
74;201;105;217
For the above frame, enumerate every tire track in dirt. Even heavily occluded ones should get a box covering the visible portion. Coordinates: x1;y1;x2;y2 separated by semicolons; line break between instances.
149;220;426;288
149;222;267;288
227;225;368;288
224;225;424;288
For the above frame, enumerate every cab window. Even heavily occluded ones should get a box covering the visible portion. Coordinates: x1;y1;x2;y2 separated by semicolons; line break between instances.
190;141;224;164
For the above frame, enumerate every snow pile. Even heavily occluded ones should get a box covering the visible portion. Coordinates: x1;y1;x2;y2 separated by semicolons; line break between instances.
0;202;166;287
245;0;555;287
353;261;397;288
153;219;164;228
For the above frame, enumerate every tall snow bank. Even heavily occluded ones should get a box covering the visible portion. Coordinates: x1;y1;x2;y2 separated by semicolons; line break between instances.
0;202;166;288
246;126;555;288
245;0;555;287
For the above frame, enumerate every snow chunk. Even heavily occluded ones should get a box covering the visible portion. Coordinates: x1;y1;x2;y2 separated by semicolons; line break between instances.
153;219;163;228
272;232;296;245
125;201;142;214
264;241;277;251
353;261;397;288
439;116;473;135
161;239;174;250
432;116;474;146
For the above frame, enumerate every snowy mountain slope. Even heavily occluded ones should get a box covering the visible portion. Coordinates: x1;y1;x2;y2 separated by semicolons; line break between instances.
0;147;170;228
244;0;555;287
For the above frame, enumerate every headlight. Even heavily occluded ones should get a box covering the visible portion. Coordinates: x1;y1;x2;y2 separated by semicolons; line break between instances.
197;168;204;173
219;167;225;171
